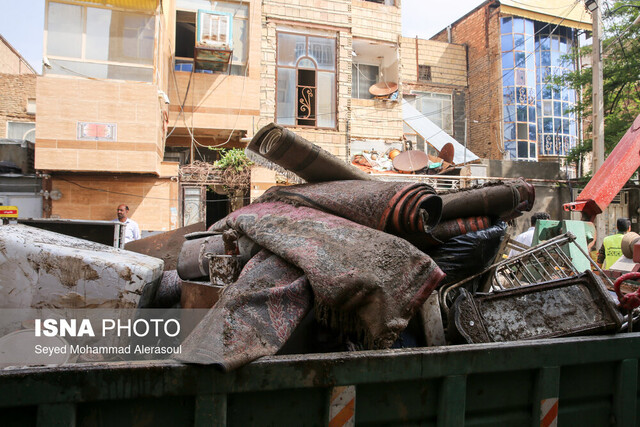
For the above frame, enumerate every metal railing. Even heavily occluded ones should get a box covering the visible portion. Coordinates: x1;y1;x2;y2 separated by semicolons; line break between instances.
439;232;613;314
490;233;583;290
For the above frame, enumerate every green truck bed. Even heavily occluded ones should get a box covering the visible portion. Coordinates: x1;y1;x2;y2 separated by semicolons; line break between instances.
2;332;640;426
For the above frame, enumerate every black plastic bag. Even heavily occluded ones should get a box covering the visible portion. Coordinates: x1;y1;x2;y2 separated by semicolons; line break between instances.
426;221;508;292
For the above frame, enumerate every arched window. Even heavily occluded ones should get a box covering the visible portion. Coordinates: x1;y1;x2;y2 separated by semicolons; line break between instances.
276;32;336;128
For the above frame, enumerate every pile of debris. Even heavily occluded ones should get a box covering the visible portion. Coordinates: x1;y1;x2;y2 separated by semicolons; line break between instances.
0;124;628;370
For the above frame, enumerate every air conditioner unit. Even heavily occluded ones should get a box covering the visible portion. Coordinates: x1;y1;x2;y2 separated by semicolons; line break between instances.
196;10;233;50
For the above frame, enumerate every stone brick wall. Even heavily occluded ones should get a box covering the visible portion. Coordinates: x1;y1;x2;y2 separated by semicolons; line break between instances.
260;0;403;168
401;37;467;87
352;0;401;42
350;98;402;141
0;73;36;138
432;3;504;160
264;0;351;27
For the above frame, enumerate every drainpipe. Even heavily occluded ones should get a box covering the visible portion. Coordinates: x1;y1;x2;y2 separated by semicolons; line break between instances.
447;25;452;43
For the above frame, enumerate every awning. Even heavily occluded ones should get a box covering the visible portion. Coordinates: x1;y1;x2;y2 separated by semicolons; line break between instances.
402;99;479;165
500;0;592;32
75;0;158;12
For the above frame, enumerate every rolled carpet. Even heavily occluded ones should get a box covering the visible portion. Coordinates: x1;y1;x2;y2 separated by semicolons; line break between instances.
255;180;442;234
439;178;535;221
247;123;373;183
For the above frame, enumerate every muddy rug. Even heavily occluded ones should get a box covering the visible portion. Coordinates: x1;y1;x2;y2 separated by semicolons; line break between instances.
255;180;442;234
177;201;445;370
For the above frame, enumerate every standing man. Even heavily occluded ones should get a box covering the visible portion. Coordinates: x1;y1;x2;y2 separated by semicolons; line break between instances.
114;204;141;244
508;212;550;257
597;217;631;269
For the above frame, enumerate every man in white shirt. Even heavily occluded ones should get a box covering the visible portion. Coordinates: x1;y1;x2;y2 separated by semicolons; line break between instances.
508;212;550;257
114;204;141;244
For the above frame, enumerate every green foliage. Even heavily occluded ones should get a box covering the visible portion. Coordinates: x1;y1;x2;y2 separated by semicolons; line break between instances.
557;1;640;171
211;148;253;172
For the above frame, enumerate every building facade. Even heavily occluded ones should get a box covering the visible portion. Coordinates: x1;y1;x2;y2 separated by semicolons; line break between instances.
0;35;37;144
36;0;178;231
401;37;468;154
431;0;591;164
0;34;40;218
33;0;473;230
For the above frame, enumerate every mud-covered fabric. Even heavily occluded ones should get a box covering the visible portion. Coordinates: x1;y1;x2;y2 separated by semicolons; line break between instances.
439;178;535;221
178;250;311;370
254;180;441;233
177;202;445;370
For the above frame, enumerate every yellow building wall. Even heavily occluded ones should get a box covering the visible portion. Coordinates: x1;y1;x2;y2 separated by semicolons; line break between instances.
263;0;351;28
167;0;262;138
51;174;179;231
401;37;467;87
35;77;164;174
168;73;260;132
351;0;401;43
349;98;403;141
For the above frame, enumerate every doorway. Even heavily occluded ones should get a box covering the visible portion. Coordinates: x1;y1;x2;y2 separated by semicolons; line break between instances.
206;188;230;229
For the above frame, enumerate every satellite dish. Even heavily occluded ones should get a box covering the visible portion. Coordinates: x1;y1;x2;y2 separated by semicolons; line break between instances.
392;150;429;172
439;143;455;164
369;82;398;97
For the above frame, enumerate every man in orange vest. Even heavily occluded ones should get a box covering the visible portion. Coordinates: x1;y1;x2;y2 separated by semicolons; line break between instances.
597;218;631;269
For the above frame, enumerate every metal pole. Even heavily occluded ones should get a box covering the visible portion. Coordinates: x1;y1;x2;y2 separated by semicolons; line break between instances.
591;0;606;248
464;115;468;164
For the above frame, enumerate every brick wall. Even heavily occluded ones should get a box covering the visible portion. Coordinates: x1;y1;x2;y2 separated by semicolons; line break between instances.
352;0;401;42
168;73;260;133
432;4;504;160
256;0;351;159
263;0;351;28
350;98;402;141
51;174;179;231
0;73;36;138
0;37;36;75
35;77;164;173
401;37;467;87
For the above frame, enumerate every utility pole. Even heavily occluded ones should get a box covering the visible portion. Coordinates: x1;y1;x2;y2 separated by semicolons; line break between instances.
590;0;605;174
586;0;606;247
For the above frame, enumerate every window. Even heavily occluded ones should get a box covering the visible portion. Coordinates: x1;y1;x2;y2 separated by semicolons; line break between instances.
174;1;249;76
410;92;453;136
7;122;35;142
363;0;395;5
500;16;537;161
27;98;36;115
535;24;577;157
352;63;378;99
418;65;431;82
45;1;154;82
276;32;336;128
